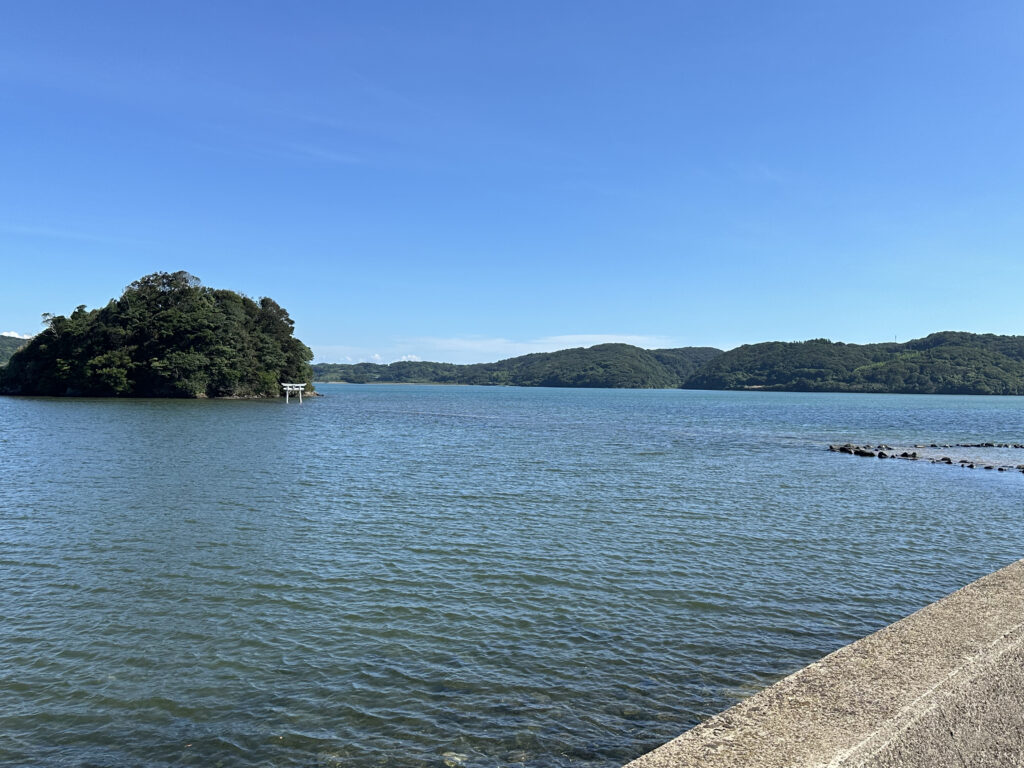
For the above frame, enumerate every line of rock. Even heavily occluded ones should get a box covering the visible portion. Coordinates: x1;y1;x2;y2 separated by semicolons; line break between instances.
919;442;1024;449
828;443;1024;473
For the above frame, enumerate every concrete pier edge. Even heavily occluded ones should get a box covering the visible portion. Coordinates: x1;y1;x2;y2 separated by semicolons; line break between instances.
624;558;1024;767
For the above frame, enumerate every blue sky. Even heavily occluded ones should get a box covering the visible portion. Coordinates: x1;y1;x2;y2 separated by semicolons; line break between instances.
2;1;1022;363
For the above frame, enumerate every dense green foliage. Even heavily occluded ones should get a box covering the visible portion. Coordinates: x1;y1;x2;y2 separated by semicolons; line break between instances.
313;344;723;388
0;272;312;397
313;332;1024;394
648;347;726;382
684;332;1024;395
0;335;27;366
8;283;1023;396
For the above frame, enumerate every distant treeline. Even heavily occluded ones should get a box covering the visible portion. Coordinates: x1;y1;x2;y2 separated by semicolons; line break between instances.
313;332;1024;395
685;332;1024;395
0;272;312;397
313;344;722;388
7;288;1024;396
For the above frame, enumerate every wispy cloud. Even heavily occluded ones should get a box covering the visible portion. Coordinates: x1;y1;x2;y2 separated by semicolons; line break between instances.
281;142;365;166
553;179;639;199
311;344;386;364
313;334;680;365
1;331;33;339
0;222;154;247
739;163;800;186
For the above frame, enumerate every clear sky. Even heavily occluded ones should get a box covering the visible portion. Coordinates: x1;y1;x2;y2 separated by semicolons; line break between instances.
2;2;1022;363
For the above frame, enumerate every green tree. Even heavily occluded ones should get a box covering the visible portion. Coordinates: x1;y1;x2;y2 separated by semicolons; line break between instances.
0;272;313;398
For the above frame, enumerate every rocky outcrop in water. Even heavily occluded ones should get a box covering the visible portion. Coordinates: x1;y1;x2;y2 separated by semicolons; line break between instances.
828;442;1024;473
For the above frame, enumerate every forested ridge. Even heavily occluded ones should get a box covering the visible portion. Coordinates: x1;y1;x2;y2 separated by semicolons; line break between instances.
683;332;1024;395
5;282;1024;396
313;344;722;389
0;272;312;397
313;332;1024;394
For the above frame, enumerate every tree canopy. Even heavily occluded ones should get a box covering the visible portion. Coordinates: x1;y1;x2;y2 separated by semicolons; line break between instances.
312;345;723;388
312;332;1024;395
0;271;312;397
6;281;1024;397
683;333;1024;395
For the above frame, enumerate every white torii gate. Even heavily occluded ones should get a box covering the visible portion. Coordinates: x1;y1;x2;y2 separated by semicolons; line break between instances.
281;383;305;403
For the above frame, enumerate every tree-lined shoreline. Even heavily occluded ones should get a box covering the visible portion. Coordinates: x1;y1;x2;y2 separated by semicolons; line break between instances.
4;276;1024;397
314;332;1024;395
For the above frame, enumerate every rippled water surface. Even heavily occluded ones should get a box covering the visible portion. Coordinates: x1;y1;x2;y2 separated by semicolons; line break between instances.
2;386;1023;767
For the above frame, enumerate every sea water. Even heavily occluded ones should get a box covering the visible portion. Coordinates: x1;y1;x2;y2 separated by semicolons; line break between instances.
1;385;1023;767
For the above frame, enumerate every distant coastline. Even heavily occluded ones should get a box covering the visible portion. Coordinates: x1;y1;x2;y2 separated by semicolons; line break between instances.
8;327;1024;397
312;331;1024;396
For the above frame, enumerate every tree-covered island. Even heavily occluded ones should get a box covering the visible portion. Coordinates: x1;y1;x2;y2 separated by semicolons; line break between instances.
0;272;313;397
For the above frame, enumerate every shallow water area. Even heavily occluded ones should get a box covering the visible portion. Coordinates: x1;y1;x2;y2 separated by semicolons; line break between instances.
1;386;1023;767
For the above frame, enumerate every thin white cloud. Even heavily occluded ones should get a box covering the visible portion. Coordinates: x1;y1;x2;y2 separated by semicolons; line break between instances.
282;142;364;166
0;222;154;247
1;331;33;339
312;335;681;366
311;344;379;363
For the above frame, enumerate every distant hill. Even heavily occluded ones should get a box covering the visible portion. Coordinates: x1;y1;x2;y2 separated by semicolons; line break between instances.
314;332;1024;394
1;271;312;397
313;344;723;389
0;335;28;366
11;310;1024;395
684;332;1024;395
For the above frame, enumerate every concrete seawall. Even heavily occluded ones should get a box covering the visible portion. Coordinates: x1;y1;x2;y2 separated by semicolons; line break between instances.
625;559;1024;768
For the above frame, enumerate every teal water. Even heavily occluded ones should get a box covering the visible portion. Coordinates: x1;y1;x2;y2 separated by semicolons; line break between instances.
1;385;1023;767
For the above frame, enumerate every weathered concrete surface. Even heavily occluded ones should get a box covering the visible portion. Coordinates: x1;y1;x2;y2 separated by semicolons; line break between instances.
624;559;1024;768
